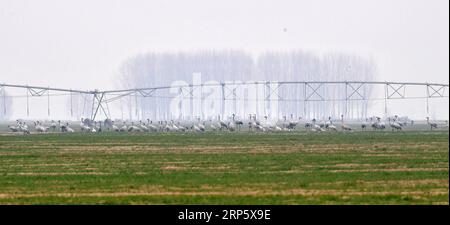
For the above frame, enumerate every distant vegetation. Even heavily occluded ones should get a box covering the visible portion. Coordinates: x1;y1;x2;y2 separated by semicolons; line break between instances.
115;50;376;120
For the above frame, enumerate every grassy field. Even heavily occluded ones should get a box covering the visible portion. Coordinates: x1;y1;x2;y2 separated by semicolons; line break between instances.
0;131;448;204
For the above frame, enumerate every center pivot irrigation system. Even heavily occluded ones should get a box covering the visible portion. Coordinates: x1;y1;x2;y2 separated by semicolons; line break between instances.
1;81;448;121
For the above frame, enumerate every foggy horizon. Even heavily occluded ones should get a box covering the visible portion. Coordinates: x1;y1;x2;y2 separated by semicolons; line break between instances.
0;0;448;120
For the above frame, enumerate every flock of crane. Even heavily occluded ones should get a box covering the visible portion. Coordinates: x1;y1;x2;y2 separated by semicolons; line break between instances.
4;114;448;135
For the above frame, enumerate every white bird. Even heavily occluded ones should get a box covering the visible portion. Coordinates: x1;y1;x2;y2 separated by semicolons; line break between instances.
177;122;187;132
112;123;120;132
169;121;180;132
249;114;262;131
128;122;142;132
163;121;178;132
326;117;338;131
311;119;325;132
80;124;91;132
61;123;74;133
119;122;128;132
197;119;206;131
231;114;243;131
389;117;402;131
371;117;385;130
313;124;324;132
139;120;149;132
34;122;47;133
217;115;228;131
146;120;158;132
268;125;283;132
8;125;19;132
192;124;205;132
263;116;282;132
19;122;30;134
327;123;338;131
209;120;217;131
94;121;102;132
66;123;74;133
228;122;236;132
50;120;58;132
79;119;91;132
254;124;266;132
287;114;300;130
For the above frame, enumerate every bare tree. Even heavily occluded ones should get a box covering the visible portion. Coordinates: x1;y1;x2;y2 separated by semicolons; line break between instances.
115;50;376;121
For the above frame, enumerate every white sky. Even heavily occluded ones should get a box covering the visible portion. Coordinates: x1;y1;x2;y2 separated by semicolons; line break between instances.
0;0;448;119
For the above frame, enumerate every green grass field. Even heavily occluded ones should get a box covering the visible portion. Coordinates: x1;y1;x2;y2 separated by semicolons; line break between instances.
0;131;448;204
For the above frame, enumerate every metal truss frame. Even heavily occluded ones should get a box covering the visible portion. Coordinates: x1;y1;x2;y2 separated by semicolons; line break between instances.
1;81;448;120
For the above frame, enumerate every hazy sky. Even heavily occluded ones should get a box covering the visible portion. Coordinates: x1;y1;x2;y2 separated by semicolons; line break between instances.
0;0;448;120
1;0;448;90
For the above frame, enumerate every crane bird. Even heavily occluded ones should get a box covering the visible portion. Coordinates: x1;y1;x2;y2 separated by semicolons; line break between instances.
10;120;29;134
326;117;338;131
192;124;205;132
217;115;228;131
388;117;402;131
254;124;266;132
50;120;58;132
310;118;324;132
393;115;408;127
34;121;49;133
268;123;283;132
119;122;128;132
319;120;327;129
263;116;282;132
340;115;352;131
232;114;243;131
209;119;218;131
177;122;187;132
158;121;164;132
284;115;299;131
81;118;94;127
426;117;438;130
163;121;178;132
196;118;206;131
18;121;29;134
8;124;19;132
111;121;120;132
248;114;254;132
371;117;385;130
128;122;142;132
146;119;158;132
79;118;91;132
20;124;30;135
61;123;74;133
361;118;370;131
247;114;262;132
304;121;312;130
138;120;149;132
227;122;236;132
